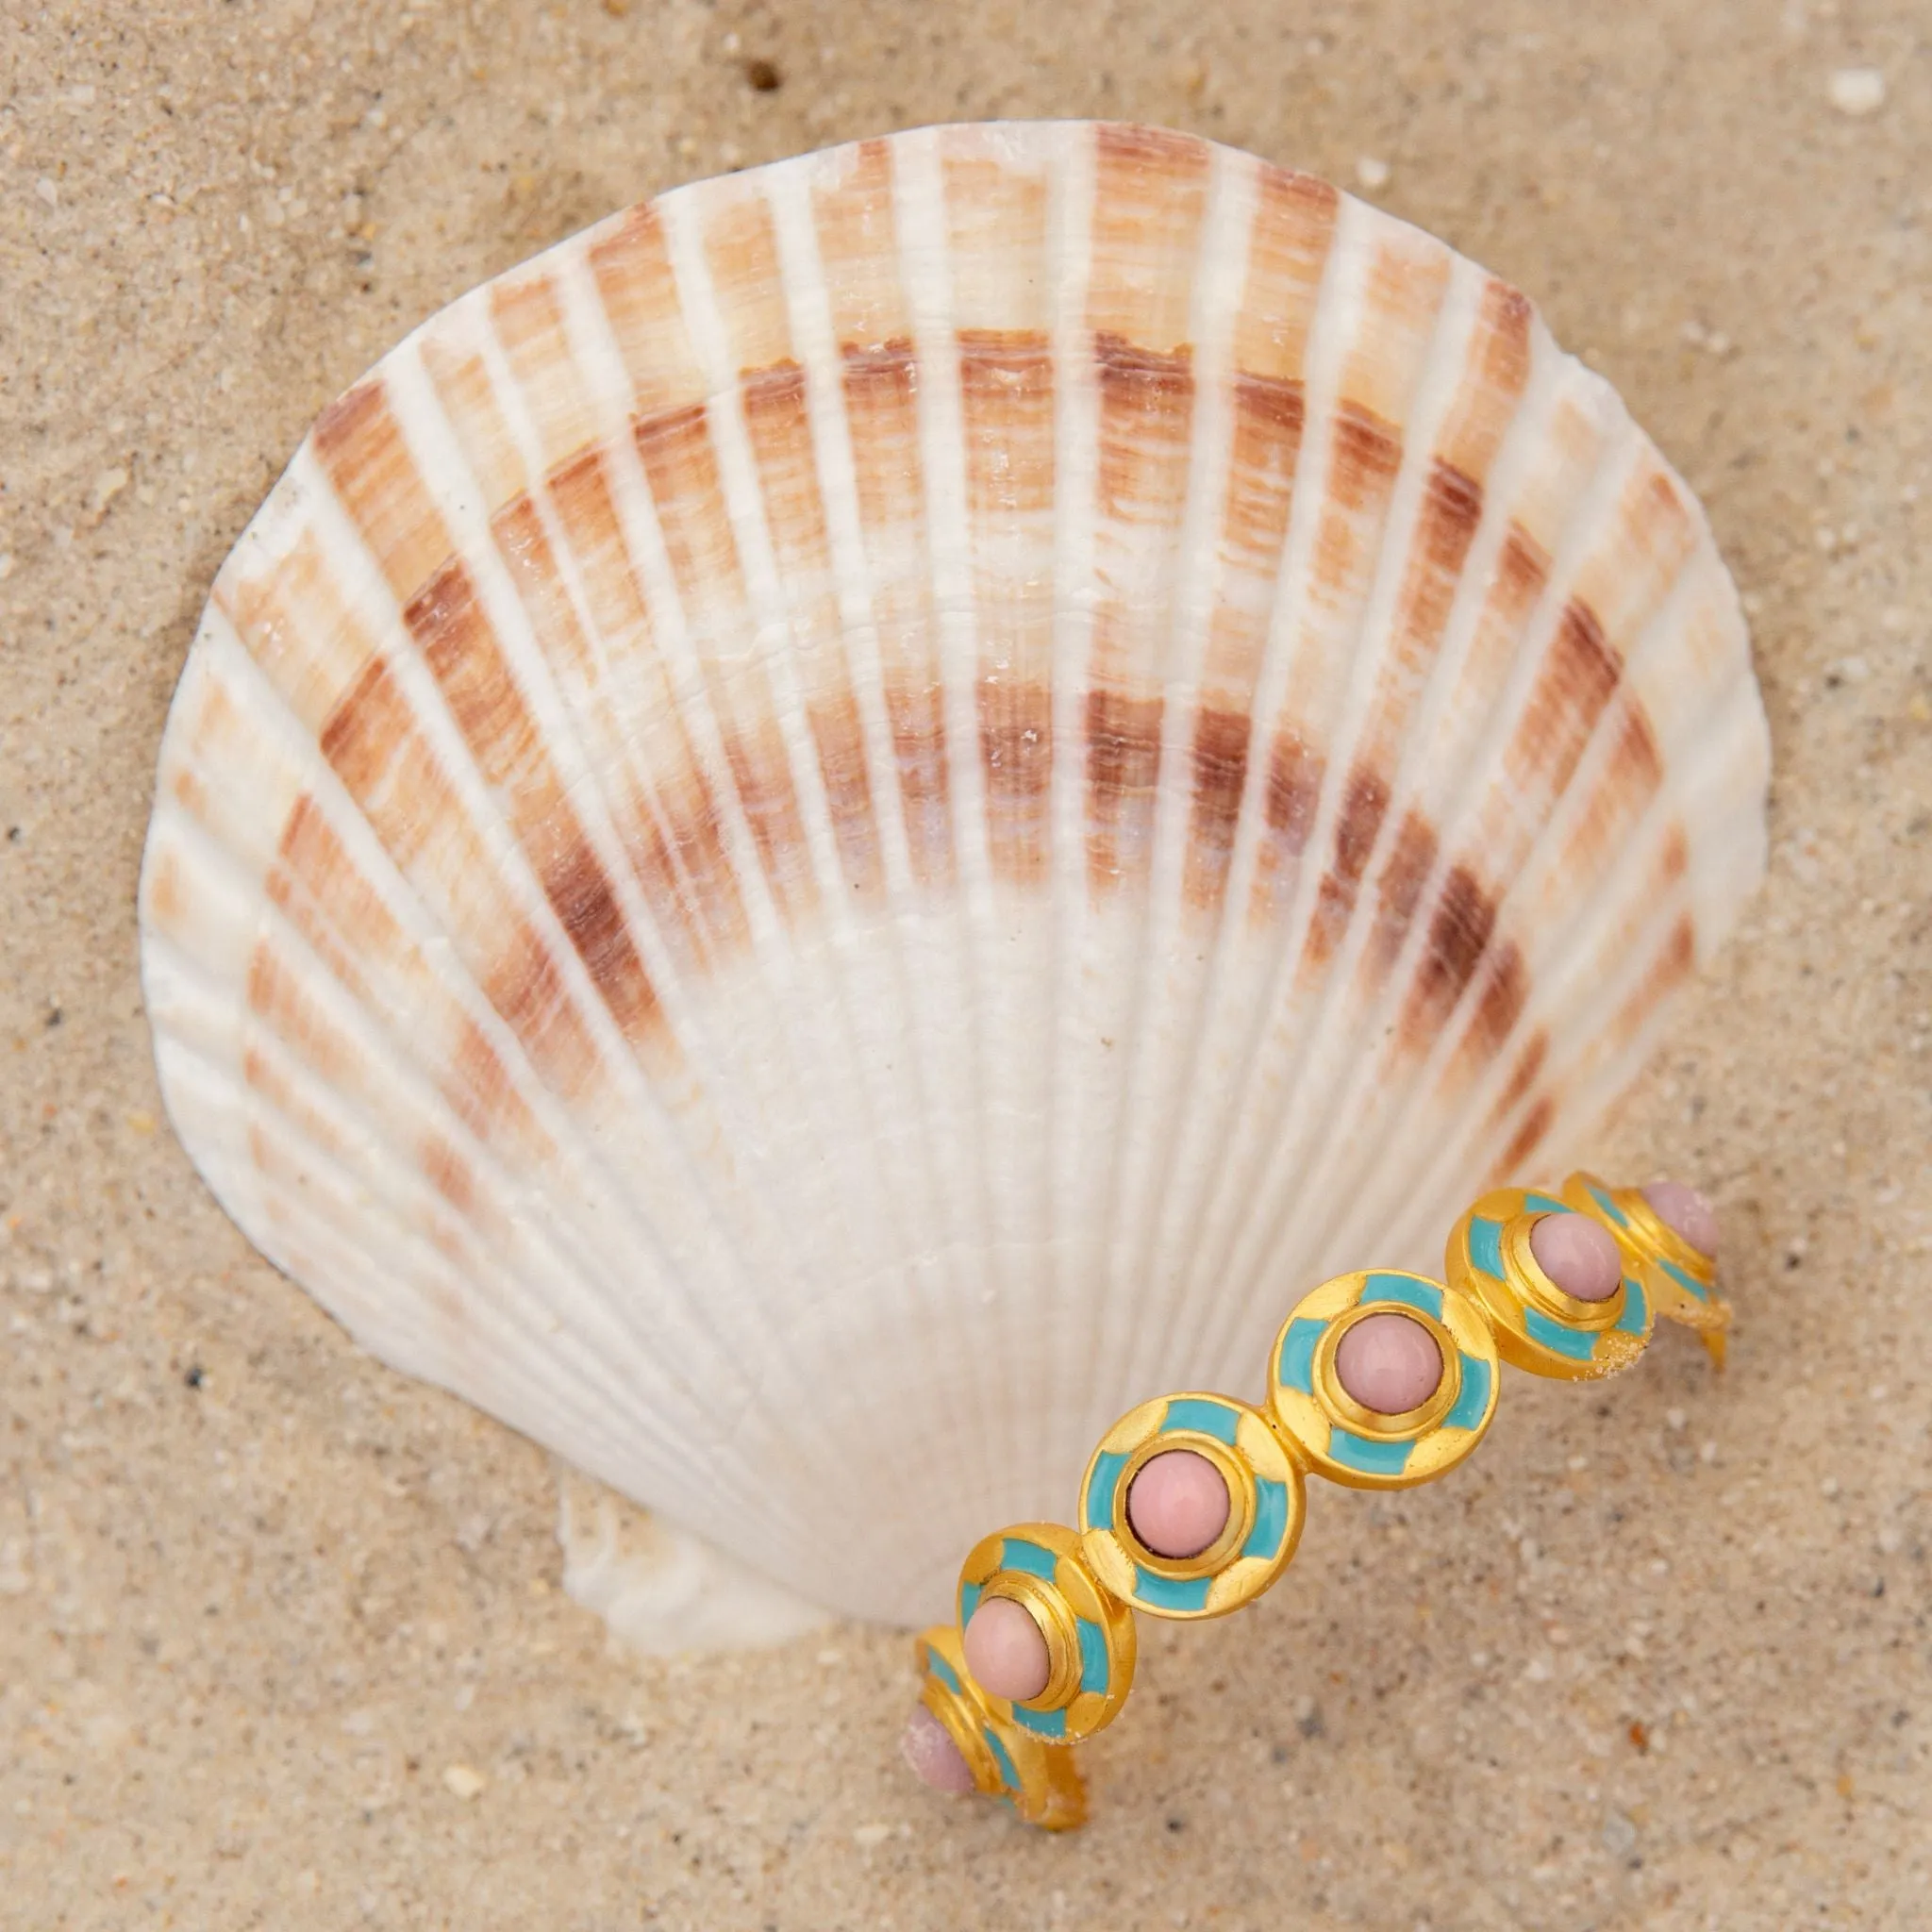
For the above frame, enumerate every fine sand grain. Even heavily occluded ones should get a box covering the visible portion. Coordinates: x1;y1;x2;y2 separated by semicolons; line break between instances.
2;3;1928;1925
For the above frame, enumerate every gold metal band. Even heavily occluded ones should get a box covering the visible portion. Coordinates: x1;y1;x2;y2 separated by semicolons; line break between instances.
914;1170;1728;1829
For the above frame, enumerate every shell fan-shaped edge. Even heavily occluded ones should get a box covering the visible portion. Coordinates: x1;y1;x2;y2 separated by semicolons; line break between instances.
139;122;1769;1633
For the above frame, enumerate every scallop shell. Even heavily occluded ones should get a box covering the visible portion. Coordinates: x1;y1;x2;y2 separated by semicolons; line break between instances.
139;122;1768;1633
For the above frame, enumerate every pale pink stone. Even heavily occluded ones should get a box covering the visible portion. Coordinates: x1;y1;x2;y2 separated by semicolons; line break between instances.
962;1596;1051;1702
1126;1449;1231;1559
1334;1310;1443;1415
1529;1210;1624;1302
1643;1179;1719;1257
902;1704;977;1795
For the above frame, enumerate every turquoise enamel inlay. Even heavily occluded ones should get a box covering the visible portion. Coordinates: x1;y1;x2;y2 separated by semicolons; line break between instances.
1660;1256;1710;1304
1002;1537;1060;1582
1085;1448;1130;1530
1615;1275;1649;1334
1278;1317;1324;1394
1589;1184;1629;1228
984;1725;1020;1789
1443;1353;1491;1431
1524;1307;1599;1359
1327;1429;1414;1476
1359;1272;1444;1319
958;1580;981;1626
1162;1395;1241;1444
1133;1566;1213;1612
1241;1476;1290;1560
1469;1215;1507;1280
928;1650;964;1696
1011;1702;1068;1740
1076;1617;1108;1694
1525;1191;1568;1213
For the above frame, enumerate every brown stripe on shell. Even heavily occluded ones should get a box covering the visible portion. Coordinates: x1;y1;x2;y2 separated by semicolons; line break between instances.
217;529;382;737
700;192;795;375
543;446;751;954
1496;1093;1557;1175
1300;760;1392;973
979;679;1054;884
142;842;189;930
1325;399;1406;516
941;151;1050;333
1181;705;1253;911
1352;519;1547;1004
1337;231;1454;426
1361;808;1439;982
587;204;708;417
1085;689;1164;890
632;400;817;923
810;146;952;881
840;340;953;887
402;558;665;1050
242;1113;465;1331
1490;1026;1550;1123
312;378;455;606
1221;375;1307;563
419;337;527;510
738;358;886;900
958;329;1057;882
311;628;601;1104
489;270;600;474
246;940;353;1089
1091;336;1195;529
1395;860;1497;1054
1571;462;1699;644
1248;726;1324;923
271;792;550;1167
812;138;911;348
242;1032;357;1168
1557;713;1669;885
244;950;505;1290
249;924;478;1225
1605;907;1698;1050
1188;376;1306;882
1183;167;1336;885
1296;291;1536;964
420;1129;478;1217
1089;125;1210;353
488;490;715;974
1086;336;1193;888
1434;279;1535;485
243;1093;475;1335
1458;938;1529;1076
1397;459;1488;665
1296;458;1488;978
1504;596;1624;803
1248;406;1403;925
957;330;1057;517
265;796;386;1013
1491;904;1697;1180
1231;165;1340;383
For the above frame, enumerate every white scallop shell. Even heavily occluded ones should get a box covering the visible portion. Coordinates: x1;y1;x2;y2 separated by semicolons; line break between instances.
139;122;1768;1634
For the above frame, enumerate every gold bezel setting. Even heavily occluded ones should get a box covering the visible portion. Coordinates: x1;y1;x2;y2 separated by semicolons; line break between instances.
1078;1393;1304;1619
1445;1185;1653;1380
957;1522;1137;1741
1561;1170;1728;1358
1267;1269;1500;1490
913;1626;1087;1830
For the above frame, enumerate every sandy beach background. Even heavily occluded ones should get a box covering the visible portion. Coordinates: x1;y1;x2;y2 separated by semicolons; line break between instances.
3;1;1928;1924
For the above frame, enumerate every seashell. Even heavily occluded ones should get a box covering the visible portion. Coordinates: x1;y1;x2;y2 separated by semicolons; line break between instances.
138;122;1769;1636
